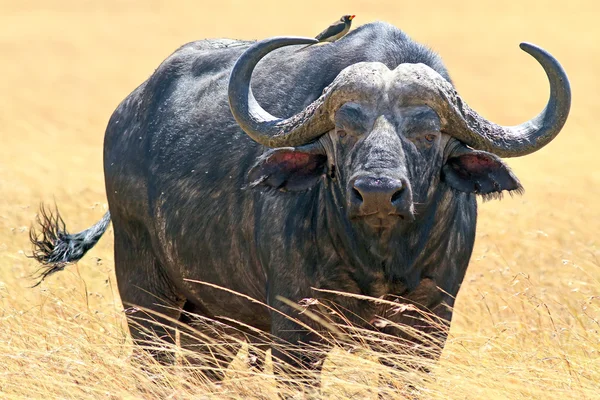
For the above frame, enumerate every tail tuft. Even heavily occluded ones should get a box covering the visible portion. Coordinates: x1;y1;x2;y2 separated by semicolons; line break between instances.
28;205;111;287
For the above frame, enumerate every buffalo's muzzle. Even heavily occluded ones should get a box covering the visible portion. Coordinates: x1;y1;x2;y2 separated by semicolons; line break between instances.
349;176;414;227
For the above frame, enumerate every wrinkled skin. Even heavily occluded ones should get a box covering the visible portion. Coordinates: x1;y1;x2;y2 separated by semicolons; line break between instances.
101;24;483;371
241;61;523;375
29;21;569;389
247;94;520;374
107;26;520;377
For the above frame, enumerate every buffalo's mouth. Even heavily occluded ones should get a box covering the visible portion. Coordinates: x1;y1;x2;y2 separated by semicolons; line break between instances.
350;210;415;229
363;214;401;229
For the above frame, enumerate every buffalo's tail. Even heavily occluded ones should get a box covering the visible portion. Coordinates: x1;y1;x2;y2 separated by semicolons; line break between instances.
28;205;111;287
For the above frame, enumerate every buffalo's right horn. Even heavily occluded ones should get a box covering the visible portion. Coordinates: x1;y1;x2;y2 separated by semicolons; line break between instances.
228;36;339;148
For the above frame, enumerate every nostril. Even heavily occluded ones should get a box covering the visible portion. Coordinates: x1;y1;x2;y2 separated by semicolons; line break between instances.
390;187;404;203
351;187;364;203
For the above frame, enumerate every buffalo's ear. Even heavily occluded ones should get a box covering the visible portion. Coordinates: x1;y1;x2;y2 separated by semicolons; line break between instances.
442;146;523;199
247;146;328;192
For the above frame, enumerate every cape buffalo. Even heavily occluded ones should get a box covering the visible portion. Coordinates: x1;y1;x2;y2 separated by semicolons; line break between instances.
30;21;570;384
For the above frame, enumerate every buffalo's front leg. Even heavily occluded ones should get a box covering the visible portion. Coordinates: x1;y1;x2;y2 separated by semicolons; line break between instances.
371;277;452;398
373;278;453;387
375;278;451;363
269;296;332;398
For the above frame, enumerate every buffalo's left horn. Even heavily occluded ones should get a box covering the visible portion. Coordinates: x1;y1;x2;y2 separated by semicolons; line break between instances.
395;43;571;157
228;36;338;148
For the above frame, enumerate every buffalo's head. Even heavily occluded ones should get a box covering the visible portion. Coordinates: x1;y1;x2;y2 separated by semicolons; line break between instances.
228;37;570;231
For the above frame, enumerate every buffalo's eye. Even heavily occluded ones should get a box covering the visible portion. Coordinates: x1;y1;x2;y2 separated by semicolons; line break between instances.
405;131;439;147
398;106;442;148
335;102;369;137
424;133;436;142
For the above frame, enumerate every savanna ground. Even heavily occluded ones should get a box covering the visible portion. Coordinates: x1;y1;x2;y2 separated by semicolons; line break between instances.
1;0;599;398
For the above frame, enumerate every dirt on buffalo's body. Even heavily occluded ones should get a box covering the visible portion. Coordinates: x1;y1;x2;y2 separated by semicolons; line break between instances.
0;1;598;398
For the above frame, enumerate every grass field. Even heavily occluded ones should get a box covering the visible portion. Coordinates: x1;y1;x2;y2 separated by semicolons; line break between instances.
1;0;598;398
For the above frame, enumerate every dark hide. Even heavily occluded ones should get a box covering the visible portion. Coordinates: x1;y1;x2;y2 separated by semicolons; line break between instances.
30;22;523;383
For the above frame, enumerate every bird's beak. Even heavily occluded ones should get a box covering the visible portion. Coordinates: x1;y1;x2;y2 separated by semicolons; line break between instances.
349;15;355;20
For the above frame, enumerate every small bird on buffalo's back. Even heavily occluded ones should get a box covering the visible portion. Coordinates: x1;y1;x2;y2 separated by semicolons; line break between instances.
298;14;355;51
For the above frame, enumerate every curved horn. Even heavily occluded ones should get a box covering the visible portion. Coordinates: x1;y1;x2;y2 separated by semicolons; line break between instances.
228;36;337;148
397;42;571;157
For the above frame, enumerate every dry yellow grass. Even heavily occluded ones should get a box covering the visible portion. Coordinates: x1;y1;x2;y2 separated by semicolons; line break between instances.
1;0;598;398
